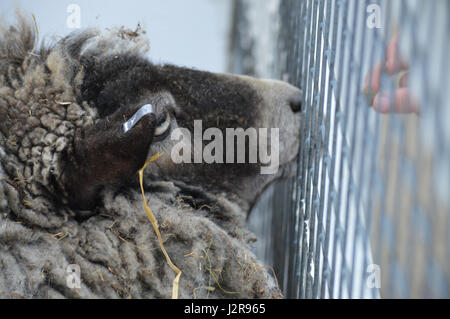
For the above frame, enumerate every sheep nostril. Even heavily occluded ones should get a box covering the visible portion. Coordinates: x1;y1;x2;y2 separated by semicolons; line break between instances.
289;94;303;113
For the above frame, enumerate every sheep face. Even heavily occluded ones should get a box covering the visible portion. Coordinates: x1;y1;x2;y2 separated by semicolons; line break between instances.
69;50;302;211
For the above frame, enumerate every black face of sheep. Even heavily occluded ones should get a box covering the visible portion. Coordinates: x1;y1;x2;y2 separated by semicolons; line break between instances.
66;56;303;212
1;20;302;217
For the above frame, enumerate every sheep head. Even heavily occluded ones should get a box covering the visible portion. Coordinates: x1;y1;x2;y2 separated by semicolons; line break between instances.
1;20;302;216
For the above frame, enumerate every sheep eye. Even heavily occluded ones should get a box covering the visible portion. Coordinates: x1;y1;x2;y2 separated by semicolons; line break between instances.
154;109;171;137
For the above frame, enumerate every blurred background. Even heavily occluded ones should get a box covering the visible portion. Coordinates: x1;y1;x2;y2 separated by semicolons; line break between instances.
0;0;232;73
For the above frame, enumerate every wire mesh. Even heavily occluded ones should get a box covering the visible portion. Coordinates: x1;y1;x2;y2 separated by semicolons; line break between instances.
233;0;450;299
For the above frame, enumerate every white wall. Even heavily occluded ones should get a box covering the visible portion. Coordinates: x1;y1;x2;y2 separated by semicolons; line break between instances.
0;0;232;73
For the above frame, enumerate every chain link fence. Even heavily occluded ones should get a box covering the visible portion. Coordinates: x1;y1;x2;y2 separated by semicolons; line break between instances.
231;0;450;299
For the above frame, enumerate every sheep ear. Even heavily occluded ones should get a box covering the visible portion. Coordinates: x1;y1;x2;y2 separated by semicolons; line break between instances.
63;106;156;210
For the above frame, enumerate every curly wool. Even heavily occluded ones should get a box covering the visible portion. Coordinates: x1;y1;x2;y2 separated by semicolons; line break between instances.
0;16;281;299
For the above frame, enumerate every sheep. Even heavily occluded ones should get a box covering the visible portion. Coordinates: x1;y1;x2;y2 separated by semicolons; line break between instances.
0;15;302;299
